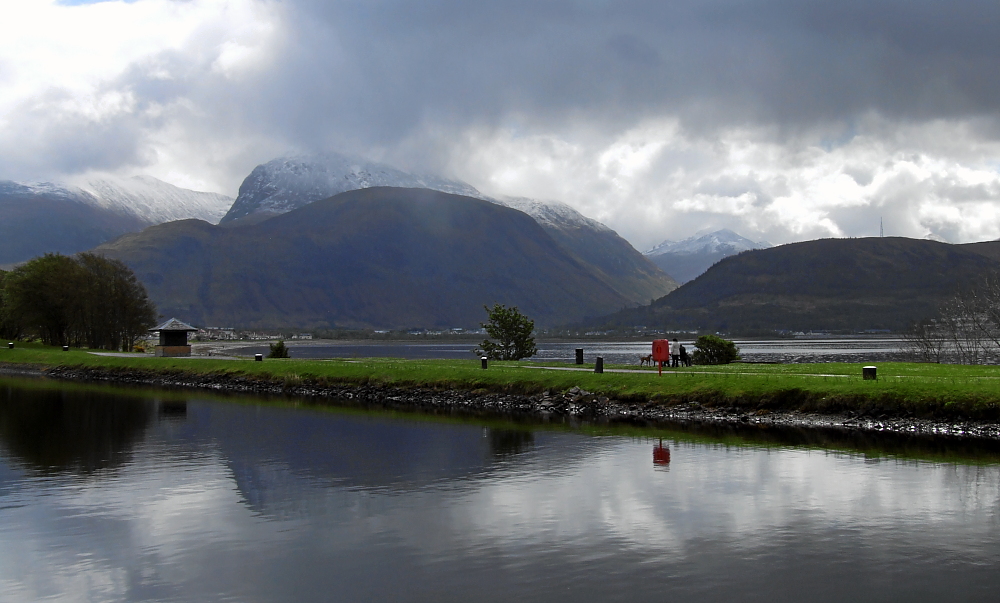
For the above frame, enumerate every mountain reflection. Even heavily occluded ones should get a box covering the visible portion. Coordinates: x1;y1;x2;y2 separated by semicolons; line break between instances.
0;384;153;474
486;427;534;458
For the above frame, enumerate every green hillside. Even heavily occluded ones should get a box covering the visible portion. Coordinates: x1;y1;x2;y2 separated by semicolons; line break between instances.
591;237;1000;333
95;187;635;329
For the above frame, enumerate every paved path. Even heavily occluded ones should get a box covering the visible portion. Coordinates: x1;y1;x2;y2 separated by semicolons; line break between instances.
519;365;853;378
87;352;242;360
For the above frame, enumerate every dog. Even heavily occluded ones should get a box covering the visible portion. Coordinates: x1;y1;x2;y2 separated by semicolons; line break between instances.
640;354;653;367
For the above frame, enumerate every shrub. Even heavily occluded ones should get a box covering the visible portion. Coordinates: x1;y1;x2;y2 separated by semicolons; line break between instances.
268;340;290;358
692;334;740;365
475;304;538;361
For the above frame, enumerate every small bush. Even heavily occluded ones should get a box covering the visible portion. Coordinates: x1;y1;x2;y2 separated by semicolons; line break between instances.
268;340;290;358
692;335;740;365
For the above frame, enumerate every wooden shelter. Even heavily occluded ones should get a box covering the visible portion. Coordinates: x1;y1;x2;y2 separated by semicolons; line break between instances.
150;318;198;357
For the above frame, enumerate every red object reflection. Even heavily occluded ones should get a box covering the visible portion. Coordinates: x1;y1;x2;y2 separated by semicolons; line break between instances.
653;440;671;466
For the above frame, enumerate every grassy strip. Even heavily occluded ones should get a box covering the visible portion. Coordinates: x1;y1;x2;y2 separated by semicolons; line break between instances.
4;343;1000;419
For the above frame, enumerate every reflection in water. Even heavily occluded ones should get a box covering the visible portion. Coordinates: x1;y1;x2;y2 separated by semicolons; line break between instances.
3;378;1000;602
653;440;670;468
0;384;153;474
157;401;187;421
486;427;534;458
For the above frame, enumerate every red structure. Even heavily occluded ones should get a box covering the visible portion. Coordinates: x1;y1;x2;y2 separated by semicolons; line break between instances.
652;339;670;375
653;440;671;466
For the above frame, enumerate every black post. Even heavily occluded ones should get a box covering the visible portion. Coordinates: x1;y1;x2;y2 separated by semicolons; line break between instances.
575;348;584;365
482;356;488;369
255;354;263;362
62;346;69;352
863;366;877;380
595;356;604;374
7;342;13;349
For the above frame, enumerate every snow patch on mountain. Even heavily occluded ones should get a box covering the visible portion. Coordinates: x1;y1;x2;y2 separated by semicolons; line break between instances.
5;176;233;225
645;229;771;256
221;153;487;223
72;175;233;224
494;196;612;232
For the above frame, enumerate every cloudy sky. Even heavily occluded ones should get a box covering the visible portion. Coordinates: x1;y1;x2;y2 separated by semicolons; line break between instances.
2;0;1000;250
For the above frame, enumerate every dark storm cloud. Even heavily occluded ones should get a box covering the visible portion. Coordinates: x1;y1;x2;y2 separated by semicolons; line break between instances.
270;0;1000;143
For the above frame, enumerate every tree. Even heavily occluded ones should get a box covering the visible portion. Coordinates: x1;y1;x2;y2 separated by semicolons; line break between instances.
0;252;157;350
691;334;740;365
268;340;290;358
75;253;157;351
3;254;86;346
475;304;538;361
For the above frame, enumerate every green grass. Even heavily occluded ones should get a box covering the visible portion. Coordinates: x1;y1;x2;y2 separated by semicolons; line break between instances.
4;342;1000;419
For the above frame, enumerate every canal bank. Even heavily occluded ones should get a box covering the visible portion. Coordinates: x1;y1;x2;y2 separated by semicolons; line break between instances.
2;356;998;441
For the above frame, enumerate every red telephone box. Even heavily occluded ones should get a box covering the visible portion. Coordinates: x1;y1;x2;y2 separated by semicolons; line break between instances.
652;339;670;375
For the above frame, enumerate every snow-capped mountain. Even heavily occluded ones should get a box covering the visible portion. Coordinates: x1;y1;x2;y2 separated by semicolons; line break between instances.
73;175;233;225
219;152;677;303
11;175;233;225
645;228;771;257
0;175;233;265
495;196;613;233
643;229;772;284
220;153;486;224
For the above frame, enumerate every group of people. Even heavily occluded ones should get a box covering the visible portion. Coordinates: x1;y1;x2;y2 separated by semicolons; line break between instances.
668;338;692;367
640;338;694;368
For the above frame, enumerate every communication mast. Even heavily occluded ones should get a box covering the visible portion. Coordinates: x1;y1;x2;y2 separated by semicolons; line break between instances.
880;217;884;238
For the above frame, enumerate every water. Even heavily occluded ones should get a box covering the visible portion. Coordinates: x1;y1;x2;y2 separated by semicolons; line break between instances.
230;337;907;364
2;377;1000;602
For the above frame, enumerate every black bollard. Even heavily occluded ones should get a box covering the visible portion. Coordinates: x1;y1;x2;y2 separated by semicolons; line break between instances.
595;356;604;374
62;345;69;352
7;342;12;349
481;356;488;369
863;366;877;380
255;354;263;362
575;348;584;365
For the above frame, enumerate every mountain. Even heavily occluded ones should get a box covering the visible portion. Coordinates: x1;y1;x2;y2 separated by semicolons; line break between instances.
644;229;772;284
94;187;636;329
220;153;485;224
592;237;1000;334
72;175;233;225
219;152;677;303
0;181;149;267
0;177;233;266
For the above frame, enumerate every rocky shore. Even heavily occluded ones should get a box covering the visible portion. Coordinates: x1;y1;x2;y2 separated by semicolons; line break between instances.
20;364;1000;442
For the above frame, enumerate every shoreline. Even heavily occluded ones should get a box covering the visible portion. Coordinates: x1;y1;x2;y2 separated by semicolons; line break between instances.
10;362;1000;442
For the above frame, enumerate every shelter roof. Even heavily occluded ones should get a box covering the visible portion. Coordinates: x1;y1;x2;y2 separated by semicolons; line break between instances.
150;318;198;333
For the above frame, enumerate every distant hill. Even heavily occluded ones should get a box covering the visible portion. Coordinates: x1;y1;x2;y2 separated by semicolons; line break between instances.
95;187;636;329
644;229;771;283
593;237;1000;333
219;153;677;303
0;177;232;265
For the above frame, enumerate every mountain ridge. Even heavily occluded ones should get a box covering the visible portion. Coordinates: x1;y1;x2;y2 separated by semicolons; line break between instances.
95;187;636;329
591;236;1000;333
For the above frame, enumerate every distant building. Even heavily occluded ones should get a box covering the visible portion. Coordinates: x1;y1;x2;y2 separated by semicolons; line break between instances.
150;318;198;357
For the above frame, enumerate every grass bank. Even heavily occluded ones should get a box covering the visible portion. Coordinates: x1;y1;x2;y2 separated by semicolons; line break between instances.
3;343;1000;420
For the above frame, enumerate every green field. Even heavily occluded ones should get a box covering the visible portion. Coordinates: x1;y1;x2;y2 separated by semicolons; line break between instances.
3;343;1000;419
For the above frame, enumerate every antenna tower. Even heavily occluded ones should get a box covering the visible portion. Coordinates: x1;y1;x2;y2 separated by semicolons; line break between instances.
880;217;883;238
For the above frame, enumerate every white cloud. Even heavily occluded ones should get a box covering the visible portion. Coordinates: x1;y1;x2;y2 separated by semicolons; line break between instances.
3;0;1000;250
449;117;1000;248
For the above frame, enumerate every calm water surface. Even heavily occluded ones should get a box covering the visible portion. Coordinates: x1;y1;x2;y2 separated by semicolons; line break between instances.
2;377;999;602
233;337;906;364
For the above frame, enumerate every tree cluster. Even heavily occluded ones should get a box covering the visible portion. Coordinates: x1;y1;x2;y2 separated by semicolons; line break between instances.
691;334;740;365
475;304;538;361
0;253;157;351
904;274;1000;364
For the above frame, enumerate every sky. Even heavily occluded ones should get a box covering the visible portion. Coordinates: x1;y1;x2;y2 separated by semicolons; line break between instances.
2;0;1000;250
